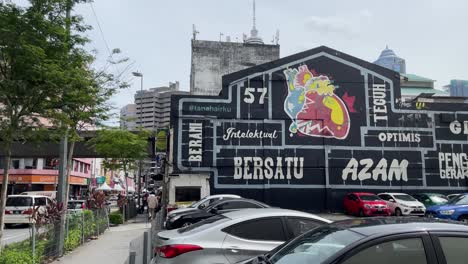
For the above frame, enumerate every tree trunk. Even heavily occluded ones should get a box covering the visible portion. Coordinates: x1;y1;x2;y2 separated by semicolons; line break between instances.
0;143;12;240
65;141;75;202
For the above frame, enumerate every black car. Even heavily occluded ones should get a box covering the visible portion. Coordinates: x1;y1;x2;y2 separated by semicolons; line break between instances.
242;217;468;264
165;198;269;229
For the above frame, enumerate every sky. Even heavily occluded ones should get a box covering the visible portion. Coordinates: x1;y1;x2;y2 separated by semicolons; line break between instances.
13;0;468;126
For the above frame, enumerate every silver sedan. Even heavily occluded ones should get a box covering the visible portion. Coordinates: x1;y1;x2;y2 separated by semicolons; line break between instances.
151;208;331;264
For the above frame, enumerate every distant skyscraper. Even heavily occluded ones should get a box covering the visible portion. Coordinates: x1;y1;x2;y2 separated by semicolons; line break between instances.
190;0;280;95
134;82;189;131
120;104;137;130
374;46;406;74
445;80;468;97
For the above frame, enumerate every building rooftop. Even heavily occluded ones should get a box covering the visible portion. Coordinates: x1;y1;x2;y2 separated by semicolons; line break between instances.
401;87;448;96
402;73;434;83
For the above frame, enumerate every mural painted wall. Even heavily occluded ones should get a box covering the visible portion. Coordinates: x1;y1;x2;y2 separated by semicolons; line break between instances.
171;46;468;212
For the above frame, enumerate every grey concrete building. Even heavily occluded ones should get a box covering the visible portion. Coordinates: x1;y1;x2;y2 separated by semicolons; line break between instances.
190;1;280;95
120;104;137;130
134;82;189;131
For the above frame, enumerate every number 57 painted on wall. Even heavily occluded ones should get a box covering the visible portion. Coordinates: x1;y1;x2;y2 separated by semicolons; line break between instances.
243;87;268;104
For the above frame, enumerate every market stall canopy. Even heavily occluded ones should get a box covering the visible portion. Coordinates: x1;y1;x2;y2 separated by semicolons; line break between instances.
113;184;124;192
96;182;112;191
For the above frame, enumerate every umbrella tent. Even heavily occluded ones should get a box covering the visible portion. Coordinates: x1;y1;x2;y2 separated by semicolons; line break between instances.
113;184;124;192
96;182;113;191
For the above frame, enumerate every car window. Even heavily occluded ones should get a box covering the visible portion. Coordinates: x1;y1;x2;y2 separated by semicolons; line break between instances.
286;217;321;237
6;197;33;207
451;195;468;205
270;226;364;264
178;215;229;234
216;201;261;210
360;195;381;201
35;197;47;206
226;217;286;241
394;195;417;202
378;194;390;201
439;237;468;264
342;238;427;264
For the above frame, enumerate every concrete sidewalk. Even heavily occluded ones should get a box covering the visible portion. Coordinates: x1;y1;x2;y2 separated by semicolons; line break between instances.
54;214;150;264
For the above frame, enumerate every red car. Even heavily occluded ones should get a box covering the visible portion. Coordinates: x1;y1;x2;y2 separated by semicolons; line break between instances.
343;192;391;217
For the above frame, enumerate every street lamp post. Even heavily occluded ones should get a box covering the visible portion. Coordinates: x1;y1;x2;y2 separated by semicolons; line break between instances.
132;72;143;209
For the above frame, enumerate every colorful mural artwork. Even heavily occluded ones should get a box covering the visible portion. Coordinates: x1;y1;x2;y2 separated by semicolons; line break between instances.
171;46;468;211
283;65;350;139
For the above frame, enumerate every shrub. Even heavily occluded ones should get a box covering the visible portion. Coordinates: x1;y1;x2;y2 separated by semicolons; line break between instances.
0;249;33;264
109;212;123;225
64;229;81;252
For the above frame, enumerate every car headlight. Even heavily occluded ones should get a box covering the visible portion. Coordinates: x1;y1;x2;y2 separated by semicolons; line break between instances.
364;204;372;209
439;210;455;215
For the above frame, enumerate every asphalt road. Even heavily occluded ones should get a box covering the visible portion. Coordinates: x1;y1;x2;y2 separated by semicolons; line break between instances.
1;225;31;246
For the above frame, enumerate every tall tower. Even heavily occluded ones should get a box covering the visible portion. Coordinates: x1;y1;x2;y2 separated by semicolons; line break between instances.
245;0;264;44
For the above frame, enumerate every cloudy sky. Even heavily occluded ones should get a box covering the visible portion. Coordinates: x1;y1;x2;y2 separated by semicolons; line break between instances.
15;0;468;125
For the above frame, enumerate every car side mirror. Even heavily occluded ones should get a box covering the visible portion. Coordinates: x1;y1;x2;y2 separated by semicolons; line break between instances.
199;204;206;209
389;199;395;203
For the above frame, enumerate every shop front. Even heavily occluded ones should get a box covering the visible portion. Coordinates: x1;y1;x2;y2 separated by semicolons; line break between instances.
171;46;468;212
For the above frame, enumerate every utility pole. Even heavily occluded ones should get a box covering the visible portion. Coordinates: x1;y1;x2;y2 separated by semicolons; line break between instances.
132;72;143;209
55;0;72;257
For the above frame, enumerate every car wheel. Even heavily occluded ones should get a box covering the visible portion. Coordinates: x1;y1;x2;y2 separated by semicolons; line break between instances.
458;215;468;223
359;209;365;217
181;221;193;227
395;208;402;216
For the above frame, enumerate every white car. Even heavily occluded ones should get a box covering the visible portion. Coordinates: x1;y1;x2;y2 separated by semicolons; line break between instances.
166;194;241;218
4;195;53;226
152;208;331;264
378;192;426;216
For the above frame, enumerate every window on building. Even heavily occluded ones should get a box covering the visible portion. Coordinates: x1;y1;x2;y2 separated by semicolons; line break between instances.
175;187;201;202
44;158;59;170
24;158;38;169
11;159;20;169
79;162;84;173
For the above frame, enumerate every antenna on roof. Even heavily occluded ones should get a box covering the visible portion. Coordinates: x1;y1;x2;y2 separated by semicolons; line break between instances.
192;24;199;40
219;33;224;42
275;29;280;45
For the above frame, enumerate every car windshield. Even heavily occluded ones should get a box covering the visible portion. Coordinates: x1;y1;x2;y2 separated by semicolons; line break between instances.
430;195;448;203
360;195;381;201
189;197;208;208
450;195;468;205
178;215;229;234
269;226;365;264
394;195;417;201
6;197;33;207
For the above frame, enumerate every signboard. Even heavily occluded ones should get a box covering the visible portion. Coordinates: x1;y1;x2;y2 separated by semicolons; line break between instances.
171;46;468;211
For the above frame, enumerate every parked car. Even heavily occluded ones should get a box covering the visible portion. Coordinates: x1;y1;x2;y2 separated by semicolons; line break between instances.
166;194;241;218
377;193;425;216
343;192;390;216
4;195;53;226
165;198;268;229
241;217;468;264
411;193;448;207
152;208;331;264
426;193;468;222
20;191;56;200
67;200;87;213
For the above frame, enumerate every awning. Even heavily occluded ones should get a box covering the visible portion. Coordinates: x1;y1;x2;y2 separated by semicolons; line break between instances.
113;184;124;192
96;182;113;191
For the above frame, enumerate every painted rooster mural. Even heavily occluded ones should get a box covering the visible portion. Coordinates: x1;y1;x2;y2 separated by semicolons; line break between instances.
283;65;350;139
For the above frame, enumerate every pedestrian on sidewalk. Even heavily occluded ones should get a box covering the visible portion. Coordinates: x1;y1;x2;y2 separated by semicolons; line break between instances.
147;192;158;220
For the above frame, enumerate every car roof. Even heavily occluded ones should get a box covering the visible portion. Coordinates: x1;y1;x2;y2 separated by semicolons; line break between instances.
221;208;332;223
351;192;376;196
333;217;468;237
8;195;50;198
378;193;408;196
209;198;267;207
206;194;241;199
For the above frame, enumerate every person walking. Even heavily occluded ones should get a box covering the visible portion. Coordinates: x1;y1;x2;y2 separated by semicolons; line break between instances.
147;192;158;220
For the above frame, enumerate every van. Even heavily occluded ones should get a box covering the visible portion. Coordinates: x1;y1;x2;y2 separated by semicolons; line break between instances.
20;191;56;200
4;195;53;226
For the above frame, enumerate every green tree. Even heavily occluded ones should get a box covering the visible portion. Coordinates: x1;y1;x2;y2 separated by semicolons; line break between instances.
0;1;72;239
90;129;149;216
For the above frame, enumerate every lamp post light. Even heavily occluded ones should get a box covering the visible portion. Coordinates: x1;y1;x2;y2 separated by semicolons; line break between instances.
132;71;144;209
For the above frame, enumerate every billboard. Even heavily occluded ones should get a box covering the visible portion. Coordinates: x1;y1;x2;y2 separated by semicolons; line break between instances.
171;46;468;211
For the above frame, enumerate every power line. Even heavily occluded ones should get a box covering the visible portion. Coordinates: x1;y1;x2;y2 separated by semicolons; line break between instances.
89;2;113;58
